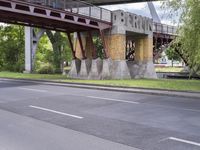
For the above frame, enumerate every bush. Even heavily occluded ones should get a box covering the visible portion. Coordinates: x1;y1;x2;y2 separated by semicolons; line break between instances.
36;63;54;74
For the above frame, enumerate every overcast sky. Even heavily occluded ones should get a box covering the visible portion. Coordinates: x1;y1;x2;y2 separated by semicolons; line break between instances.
102;1;178;25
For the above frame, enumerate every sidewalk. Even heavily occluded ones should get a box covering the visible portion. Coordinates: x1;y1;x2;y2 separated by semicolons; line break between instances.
1;78;200;99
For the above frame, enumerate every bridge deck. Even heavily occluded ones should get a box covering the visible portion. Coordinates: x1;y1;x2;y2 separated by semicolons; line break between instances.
153;22;177;39
0;0;112;32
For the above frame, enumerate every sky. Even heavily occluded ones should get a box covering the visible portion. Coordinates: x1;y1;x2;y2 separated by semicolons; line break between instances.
102;1;178;25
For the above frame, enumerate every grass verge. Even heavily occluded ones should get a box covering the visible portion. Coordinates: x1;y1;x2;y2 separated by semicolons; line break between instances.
0;71;200;92
155;67;184;73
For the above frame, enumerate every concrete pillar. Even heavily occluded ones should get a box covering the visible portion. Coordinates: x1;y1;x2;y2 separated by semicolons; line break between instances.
105;34;126;60
88;58;103;79
24;27;45;73
104;33;131;79
135;38;144;62
143;36;153;61
135;36;153;62
131;35;157;79
24;27;33;73
79;59;92;79
68;59;81;78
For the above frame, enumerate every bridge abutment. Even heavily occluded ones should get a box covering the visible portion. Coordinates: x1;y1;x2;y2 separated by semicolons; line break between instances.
68;10;157;79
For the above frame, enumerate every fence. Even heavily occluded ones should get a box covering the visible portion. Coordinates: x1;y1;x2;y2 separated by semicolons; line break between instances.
153;23;177;35
19;0;112;22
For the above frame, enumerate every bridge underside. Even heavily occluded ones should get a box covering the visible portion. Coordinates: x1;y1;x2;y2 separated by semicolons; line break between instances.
0;0;170;79
0;0;111;32
83;0;158;5
0;10;96;33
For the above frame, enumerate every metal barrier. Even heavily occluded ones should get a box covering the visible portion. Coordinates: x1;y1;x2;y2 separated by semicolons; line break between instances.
153;23;177;35
19;0;112;22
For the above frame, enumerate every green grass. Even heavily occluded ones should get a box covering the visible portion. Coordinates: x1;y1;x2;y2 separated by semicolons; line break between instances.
0;71;68;80
155;67;184;73
0;71;200;92
57;79;200;92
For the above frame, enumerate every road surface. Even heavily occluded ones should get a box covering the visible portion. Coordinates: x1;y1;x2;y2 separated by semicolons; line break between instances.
0;79;200;150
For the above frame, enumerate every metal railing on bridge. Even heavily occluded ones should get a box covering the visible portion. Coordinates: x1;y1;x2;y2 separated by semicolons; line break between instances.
19;0;112;22
153;23;177;35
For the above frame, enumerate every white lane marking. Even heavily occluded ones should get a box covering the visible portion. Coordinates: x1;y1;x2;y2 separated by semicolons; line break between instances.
29;105;83;119
18;87;47;93
166;137;200;147
87;96;139;104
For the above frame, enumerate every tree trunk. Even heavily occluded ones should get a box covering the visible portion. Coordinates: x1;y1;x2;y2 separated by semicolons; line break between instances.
46;30;62;73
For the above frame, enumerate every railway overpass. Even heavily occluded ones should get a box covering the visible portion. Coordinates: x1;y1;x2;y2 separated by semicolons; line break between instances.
84;0;158;5
0;0;176;79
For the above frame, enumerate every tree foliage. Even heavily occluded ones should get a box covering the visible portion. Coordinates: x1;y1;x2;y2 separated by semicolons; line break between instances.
164;0;200;75
93;37;105;59
165;47;181;66
0;25;25;72
0;25;72;74
46;30;72;73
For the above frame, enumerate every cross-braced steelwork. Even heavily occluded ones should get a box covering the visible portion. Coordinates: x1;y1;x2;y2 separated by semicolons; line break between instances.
0;0;112;32
153;23;177;62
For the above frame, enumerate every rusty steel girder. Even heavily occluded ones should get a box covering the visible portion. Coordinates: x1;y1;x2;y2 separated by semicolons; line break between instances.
0;0;112;32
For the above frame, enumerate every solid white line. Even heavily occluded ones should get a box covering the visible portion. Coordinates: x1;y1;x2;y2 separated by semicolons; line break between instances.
87;96;139;104
18;87;47;93
29;105;83;119
168;137;200;147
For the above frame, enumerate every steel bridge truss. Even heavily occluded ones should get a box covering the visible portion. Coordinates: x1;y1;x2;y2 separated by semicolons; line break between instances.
0;0;112;32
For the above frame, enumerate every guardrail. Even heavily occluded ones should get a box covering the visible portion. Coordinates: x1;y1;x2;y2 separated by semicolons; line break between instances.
153;23;177;35
19;0;112;22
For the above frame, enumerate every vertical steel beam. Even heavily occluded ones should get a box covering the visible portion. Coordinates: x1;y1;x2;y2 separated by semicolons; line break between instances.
88;31;97;59
67;33;76;59
99;30;108;59
77;32;86;59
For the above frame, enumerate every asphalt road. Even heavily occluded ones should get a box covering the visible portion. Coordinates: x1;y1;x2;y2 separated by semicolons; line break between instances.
0;79;200;150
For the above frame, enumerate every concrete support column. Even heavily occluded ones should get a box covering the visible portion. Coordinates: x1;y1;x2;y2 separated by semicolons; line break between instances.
24;27;45;73
104;33;131;79
24;27;33;73
135;38;144;62
143;37;153;61
131;35;157;79
135;36;153;62
105;34;126;60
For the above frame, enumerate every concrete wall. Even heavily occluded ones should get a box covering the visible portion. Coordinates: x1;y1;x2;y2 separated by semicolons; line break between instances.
111;10;153;35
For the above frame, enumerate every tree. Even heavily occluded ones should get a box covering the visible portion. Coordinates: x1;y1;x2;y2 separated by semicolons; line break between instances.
93;37;104;59
165;47;181;67
0;25;24;72
164;0;200;75
46;30;72;73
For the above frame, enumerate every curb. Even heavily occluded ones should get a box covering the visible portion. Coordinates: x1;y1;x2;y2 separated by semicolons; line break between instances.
0;77;200;99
